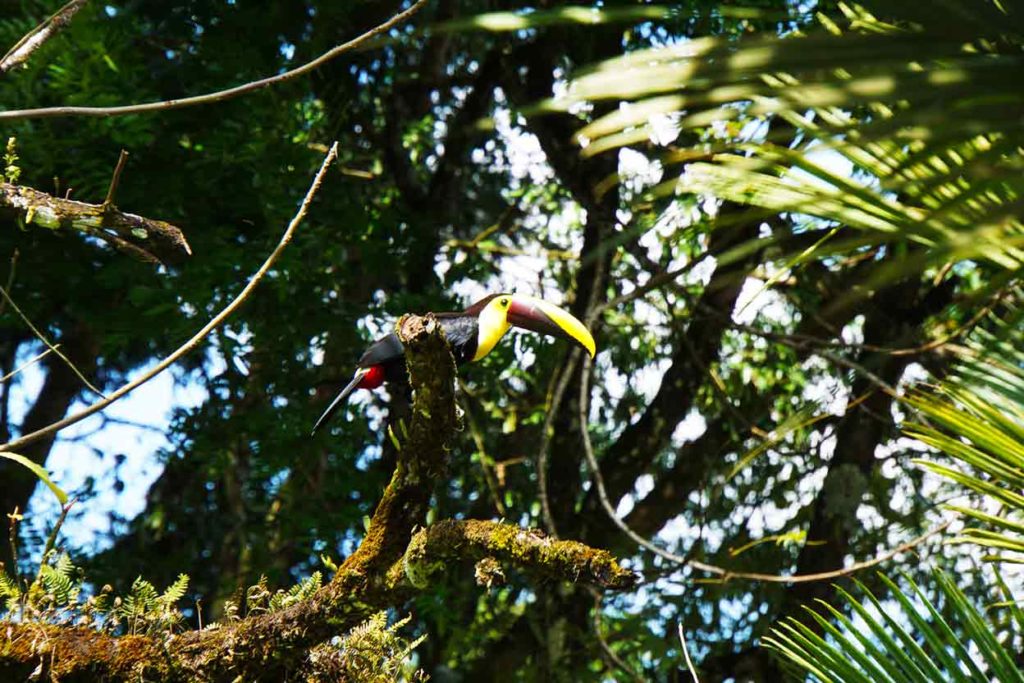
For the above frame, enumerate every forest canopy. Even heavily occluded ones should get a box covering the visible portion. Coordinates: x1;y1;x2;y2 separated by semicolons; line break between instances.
1;0;1023;681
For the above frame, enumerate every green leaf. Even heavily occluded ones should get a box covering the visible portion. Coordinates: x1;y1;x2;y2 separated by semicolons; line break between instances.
0;452;68;505
765;569;1019;682
160;573;189;606
563;0;1024;283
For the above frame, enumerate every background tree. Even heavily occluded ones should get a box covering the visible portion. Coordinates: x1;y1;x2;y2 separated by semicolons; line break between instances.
1;0;1021;680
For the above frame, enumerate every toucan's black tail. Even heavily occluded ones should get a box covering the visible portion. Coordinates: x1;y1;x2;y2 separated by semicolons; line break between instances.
311;369;367;435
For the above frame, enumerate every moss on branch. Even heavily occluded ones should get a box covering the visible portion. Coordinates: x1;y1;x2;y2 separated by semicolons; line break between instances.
1;181;191;264
401;519;637;590
0;625;171;682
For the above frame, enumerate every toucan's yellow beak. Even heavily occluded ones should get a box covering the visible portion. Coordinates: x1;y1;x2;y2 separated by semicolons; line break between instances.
507;295;596;357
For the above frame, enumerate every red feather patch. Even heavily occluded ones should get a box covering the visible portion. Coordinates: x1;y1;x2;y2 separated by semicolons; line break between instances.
358;365;386;389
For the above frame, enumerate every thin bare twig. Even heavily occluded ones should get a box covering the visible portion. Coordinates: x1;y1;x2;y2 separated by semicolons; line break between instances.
815;348;899;397
0;0;88;75
678;622;700;683
595;252;712;316
457;383;507;516
35;498;76;586
577;354;951;583
0;143;339;454
687;521;951;583
97;414;166;434
5;507;21;588
713;284;1007;360
0;1;427;121
590;588;644;683
708;313;901;396
0;347;57;384
0;249;18;318
578;354;688;563
0;285;105;398
446;238;577;261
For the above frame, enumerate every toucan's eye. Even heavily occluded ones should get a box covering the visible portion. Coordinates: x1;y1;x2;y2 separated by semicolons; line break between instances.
500;298;509;307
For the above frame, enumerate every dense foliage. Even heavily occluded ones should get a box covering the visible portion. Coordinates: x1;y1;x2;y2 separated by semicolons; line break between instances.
1;0;1022;680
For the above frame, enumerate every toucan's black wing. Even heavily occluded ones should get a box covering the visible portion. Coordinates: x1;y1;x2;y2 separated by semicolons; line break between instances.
356;314;480;369
357;332;405;368
437;315;479;364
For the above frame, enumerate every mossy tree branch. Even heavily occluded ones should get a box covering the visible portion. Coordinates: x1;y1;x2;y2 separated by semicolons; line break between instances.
401;519;637;590
0;315;633;682
1;181;191;265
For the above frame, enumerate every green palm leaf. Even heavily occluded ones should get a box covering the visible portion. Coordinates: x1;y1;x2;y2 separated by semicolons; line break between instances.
905;319;1024;564
764;571;1024;683
555;1;1024;277
768;306;1024;679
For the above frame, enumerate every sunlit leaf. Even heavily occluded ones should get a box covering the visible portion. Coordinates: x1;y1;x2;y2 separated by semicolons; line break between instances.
0;452;68;505
765;570;1023;682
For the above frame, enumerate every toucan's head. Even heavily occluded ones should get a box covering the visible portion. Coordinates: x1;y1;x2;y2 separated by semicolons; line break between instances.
466;293;596;362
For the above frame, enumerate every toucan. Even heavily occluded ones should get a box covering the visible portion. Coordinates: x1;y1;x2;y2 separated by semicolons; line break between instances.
311;293;596;434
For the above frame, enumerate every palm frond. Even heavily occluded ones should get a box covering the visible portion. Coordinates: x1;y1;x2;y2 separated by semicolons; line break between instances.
764;570;1024;683
905;316;1024;564
556;1;1024;276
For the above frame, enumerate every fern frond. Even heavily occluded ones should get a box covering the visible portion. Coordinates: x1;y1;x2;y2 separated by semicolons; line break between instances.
0;570;18;598
269;571;321;612
159;574;189;607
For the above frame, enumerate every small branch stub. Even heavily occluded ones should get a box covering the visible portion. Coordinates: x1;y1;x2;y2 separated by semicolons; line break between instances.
103;150;130;209
475;557;506;589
